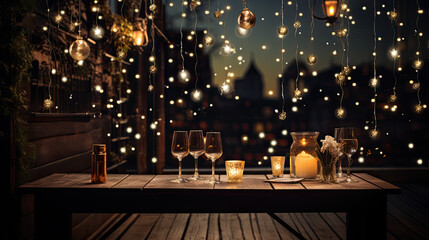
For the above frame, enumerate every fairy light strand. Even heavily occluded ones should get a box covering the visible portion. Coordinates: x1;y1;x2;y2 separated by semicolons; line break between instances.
390;0;398;100
372;0;378;136
415;0;422;110
280;0;286;117
180;0;185;71
193;4;199;90
294;0;300;95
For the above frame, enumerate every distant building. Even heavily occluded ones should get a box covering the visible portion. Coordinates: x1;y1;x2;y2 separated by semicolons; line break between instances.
234;58;264;100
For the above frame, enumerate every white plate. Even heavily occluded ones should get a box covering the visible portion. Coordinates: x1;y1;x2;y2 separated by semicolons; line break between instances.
264;177;304;183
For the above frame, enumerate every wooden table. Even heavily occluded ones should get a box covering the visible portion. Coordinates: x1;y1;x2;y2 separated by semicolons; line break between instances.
20;173;400;240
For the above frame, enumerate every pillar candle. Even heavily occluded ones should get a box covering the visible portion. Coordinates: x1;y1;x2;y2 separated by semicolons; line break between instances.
295;151;318;178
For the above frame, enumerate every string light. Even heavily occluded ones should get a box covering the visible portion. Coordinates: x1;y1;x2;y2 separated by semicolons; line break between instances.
413;0;424;114
278;0;287;120
370;0;379;139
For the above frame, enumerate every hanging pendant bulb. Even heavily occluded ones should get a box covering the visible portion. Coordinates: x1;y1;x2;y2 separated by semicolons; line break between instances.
279;111;287;120
43;98;54;110
389;10;398;21
90;26;105;40
369;129;379;140
293;21;301;29
293;89;302;98
219;82;233;95
69;37;90;61
236;26;250;37
190;89;203;102
54;14;63;24
413;59;424;70
322;0;340;24
203;35;214;45
277;25;288;38
307;54;317;65
335;107;346;119
178;69;191;83
238;8;256;30
389;94;398;103
220;41;236;55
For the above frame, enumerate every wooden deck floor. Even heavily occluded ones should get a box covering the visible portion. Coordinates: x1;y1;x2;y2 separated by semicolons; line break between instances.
99;184;429;240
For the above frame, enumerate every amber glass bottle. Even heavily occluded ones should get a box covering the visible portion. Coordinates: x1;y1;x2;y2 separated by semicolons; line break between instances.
91;144;107;183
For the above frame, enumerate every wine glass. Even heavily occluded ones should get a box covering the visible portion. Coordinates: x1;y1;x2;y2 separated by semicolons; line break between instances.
334;128;345;179
204;132;223;184
171;131;189;183
337;128;359;183
188;130;204;180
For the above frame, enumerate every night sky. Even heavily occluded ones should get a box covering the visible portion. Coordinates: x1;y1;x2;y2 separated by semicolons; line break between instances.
165;0;426;98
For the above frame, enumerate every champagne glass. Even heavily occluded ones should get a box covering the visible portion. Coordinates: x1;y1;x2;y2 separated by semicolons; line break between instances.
334;128;345;178
171;131;189;183
204;132;223;184
337;128;359;183
188;130;204;180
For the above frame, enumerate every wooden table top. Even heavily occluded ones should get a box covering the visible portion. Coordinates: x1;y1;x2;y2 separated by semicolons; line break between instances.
20;173;400;194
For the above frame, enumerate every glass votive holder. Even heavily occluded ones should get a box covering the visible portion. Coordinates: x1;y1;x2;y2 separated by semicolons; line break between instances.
225;160;245;183
270;156;285;178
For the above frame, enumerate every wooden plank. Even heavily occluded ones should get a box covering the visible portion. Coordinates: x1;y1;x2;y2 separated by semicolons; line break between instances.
112;175;155;189
147;214;176;240
267;174;306;190
183;214;210;240
272;213;300;240
288;213;315;239
301;178;379;190
250;213;262;240
238;213;258;240
219;213;245;240
121;214;160;240
68;174;129;189
207;213;220;240
387;201;429;238
20;173;67;187
302;213;340;239
166;214;190;239
353;173;400;193
104;214;139;240
144;175;214;189
255;213;281;240
319;213;346;239
216;175;273;190
386;212;424;240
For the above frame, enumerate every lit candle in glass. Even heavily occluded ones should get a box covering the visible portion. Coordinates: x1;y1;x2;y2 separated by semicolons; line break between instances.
225;160;245;183
270;156;285;178
295;151;318;178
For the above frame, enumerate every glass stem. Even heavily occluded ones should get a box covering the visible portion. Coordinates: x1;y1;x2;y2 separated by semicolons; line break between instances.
194;157;199;176
211;160;215;181
346;155;351;179
178;159;182;179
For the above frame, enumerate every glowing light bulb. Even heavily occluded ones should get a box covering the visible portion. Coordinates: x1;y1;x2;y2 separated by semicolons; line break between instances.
69;38;90;61
190;89;203;102
236;26;250;37
335;107;346;119
221;41;236;55
219;82;233;95
90;26;105;40
178;69;190;83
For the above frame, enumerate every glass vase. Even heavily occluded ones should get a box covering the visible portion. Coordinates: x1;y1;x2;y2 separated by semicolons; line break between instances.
289;132;320;179
320;165;337;183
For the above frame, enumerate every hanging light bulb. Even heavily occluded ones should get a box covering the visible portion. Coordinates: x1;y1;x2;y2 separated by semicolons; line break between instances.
414;104;423;114
132;18;148;46
278;25;288;38
90;26;105;40
369;129;379;139
389;10;398;21
220;41;236;55
293;89;302;98
322;0;340;24
178;69;191;83
413;59;423;70
203;35;214;45
190;89;203;102
389;94;398;103
43;98;54;110
307;54;317;65
293;21;301;29
54;14;63;24
335;107;346;119
69;37;90;61
238;6;256;30
236;26;250;37
219;82;233;95
279;111;287;120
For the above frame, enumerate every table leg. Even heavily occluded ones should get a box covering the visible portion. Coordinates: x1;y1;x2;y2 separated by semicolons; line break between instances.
346;195;387;240
34;194;72;240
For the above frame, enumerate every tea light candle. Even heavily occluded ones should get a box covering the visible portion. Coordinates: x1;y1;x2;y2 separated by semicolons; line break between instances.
295;151;318;178
271;156;285;178
225;160;245;183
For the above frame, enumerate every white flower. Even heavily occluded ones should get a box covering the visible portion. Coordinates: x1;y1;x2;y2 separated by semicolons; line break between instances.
320;135;341;156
